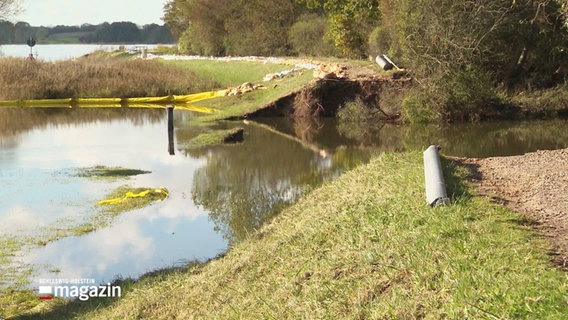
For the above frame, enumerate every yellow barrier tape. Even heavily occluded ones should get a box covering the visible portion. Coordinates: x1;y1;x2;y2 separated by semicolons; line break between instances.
75;97;122;105
126;103;168;109
124;96;172;104
0;88;231;112
97;188;169;205
173;89;228;103
25;98;73;105
76;104;121;108
174;105;216;114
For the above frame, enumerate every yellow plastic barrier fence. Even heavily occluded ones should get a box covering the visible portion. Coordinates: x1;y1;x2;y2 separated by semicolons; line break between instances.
75;97;122;105
123;96;172;104
97;187;169;206
126;103;168;109
0;98;73;107
0;89;228;111
173;105;216;114
173;89;228;103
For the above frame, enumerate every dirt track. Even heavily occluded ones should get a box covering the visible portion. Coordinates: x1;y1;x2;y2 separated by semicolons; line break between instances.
457;148;568;270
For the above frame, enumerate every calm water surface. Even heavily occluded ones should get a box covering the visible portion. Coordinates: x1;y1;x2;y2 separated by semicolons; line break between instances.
0;44;172;61
1;106;567;290
0;107;370;289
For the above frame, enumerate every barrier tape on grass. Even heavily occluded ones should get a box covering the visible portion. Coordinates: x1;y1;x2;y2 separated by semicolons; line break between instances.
97;187;169;206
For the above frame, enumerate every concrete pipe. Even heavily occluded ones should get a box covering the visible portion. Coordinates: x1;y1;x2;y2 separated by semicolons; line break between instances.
423;145;450;207
375;54;394;71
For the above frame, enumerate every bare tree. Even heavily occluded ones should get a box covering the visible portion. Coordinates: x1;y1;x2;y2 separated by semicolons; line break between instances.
0;0;21;20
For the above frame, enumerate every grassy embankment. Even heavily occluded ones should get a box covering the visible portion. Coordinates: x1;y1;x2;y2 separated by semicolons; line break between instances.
18;152;568;319
163;59;313;122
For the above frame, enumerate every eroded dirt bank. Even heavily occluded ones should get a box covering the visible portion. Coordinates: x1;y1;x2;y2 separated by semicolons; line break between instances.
457;148;568;269
247;63;411;120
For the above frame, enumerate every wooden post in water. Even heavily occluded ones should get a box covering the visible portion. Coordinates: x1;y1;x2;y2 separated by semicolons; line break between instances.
167;105;175;155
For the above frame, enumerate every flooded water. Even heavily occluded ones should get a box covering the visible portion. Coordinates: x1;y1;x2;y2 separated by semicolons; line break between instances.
1;107;567;291
0;44;173;61
0;107;371;289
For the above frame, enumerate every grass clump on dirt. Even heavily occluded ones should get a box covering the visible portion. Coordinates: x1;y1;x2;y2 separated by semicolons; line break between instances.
24;151;567;319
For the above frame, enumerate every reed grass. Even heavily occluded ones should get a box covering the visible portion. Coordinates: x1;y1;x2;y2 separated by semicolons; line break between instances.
0;54;219;100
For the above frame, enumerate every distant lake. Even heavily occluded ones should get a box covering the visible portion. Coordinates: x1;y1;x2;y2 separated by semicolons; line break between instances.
0;44;173;61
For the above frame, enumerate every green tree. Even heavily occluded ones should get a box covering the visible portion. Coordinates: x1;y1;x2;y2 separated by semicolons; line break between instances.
288;13;335;56
164;0;304;56
297;0;380;58
108;22;141;43
379;0;568;121
13;21;30;43
222;0;302;56
0;20;15;43
172;0;227;56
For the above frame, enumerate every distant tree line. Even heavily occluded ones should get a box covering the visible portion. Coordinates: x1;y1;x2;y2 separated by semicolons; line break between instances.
0;20;175;44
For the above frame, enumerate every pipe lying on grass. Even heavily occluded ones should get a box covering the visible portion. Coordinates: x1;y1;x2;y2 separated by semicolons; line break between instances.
423;145;450;207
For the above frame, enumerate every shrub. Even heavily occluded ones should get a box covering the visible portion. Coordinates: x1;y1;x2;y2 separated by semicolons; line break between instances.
367;26;391;57
380;0;568;121
288;14;334;57
402;69;499;123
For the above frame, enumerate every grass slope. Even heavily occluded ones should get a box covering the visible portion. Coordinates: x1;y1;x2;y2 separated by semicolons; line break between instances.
166;59;314;123
31;151;567;319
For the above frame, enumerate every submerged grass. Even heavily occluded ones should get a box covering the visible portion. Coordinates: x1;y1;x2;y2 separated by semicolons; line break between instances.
72;166;151;179
22;151;568;319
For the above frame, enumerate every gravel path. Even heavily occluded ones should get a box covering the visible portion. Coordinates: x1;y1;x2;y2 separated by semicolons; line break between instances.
457;148;568;270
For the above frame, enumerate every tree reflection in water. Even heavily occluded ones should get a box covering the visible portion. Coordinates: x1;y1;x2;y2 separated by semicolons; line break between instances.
183;122;370;244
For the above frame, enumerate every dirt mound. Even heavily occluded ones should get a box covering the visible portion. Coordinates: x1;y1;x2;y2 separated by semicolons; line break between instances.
456;148;568;270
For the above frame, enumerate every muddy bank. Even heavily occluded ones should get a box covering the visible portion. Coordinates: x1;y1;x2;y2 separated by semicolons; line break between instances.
456;148;568;270
247;68;411;121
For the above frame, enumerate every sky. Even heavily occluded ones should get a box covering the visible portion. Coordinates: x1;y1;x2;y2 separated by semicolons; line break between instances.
13;0;167;26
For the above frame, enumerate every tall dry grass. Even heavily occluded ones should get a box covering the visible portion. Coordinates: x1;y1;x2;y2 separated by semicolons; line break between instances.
0;54;220;100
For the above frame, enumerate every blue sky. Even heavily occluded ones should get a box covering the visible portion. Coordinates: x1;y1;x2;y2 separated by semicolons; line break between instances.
14;0;166;26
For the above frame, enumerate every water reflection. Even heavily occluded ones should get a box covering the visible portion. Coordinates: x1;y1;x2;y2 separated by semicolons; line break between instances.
22;194;226;285
258;117;568;157
0;107;372;289
184;122;369;243
402;120;568;157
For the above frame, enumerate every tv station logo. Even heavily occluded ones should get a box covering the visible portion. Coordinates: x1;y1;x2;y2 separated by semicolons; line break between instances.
38;278;121;301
